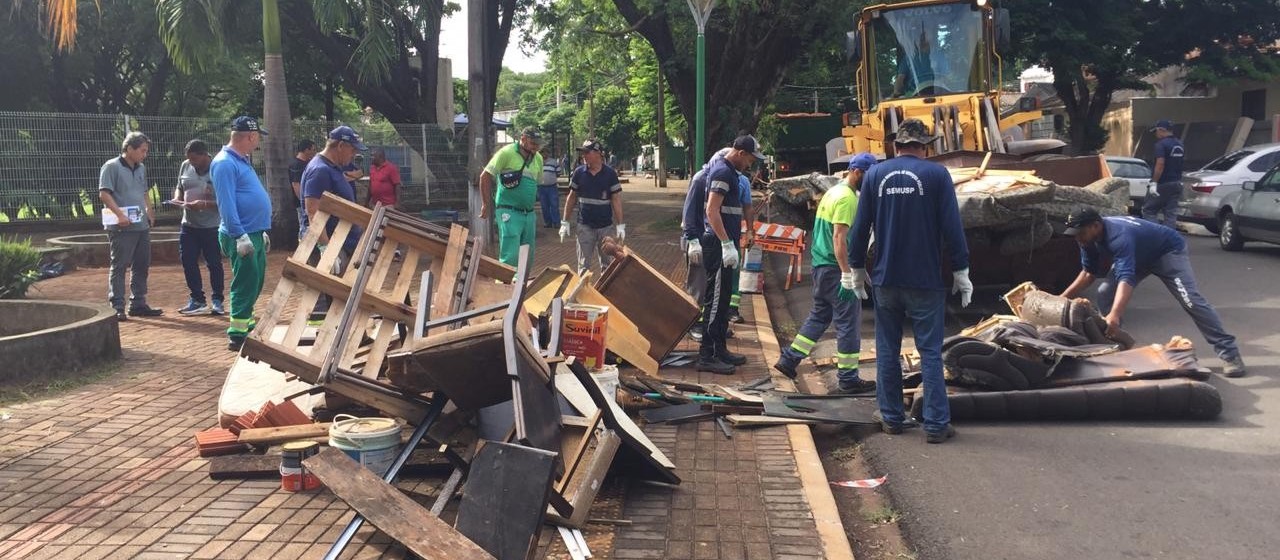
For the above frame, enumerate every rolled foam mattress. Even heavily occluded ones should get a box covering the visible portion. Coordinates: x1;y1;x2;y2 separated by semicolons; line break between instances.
912;378;1222;422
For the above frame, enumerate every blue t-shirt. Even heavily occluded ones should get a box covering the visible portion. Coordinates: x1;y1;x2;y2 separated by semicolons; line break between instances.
703;156;744;241
302;155;359;251
849;154;968;290
1154;137;1185;184
569;164;622;228
210;146;272;237
682;169;708;240
1081;216;1185;285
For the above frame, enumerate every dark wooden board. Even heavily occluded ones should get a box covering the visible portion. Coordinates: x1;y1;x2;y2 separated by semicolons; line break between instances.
595;253;701;362
640;403;715;425
209;449;453;480
302;448;494;560
762;394;880;425
455;442;559;560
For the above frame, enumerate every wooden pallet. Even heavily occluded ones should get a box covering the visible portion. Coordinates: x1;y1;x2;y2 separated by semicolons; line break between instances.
242;193;508;420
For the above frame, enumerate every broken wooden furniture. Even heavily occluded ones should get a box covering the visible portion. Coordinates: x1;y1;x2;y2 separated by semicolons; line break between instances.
594;249;701;365
524;266;659;375
240;193;511;422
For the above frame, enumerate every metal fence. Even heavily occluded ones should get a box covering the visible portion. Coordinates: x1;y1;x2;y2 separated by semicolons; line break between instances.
0;111;473;228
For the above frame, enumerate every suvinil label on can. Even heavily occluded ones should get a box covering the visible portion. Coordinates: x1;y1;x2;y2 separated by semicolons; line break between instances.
280;440;322;492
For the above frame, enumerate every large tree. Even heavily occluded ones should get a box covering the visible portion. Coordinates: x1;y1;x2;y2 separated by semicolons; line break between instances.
1012;0;1280;153
611;0;847;161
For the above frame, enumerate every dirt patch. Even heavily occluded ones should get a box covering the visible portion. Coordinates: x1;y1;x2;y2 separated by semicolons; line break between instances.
813;426;917;560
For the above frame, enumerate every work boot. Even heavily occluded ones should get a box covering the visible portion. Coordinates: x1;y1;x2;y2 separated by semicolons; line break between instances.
729;311;744;324
1223;356;1247;378
716;347;748;366
833;378;877;395
228;338;245;352
128;305;163;317
772;359;799;380
872;410;919;435
114;309;128;322
688;324;704;342
926;425;957;444
695;357;736;375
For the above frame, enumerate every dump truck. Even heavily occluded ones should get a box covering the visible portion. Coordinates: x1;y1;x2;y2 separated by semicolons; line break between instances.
764;0;1127;293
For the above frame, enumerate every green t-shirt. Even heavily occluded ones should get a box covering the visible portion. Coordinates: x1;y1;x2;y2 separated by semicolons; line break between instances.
810;180;858;268
484;143;542;210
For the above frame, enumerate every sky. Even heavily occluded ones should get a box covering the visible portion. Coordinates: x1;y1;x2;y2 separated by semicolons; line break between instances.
439;5;548;78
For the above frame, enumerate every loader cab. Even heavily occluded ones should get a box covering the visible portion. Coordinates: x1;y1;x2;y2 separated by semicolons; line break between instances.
859;1;996;110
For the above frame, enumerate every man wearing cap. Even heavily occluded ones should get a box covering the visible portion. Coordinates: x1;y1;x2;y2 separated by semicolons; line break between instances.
697;136;765;374
480;128;544;267
849;119;971;444
211;116;272;351
1060;209;1245;377
99;131;162;320
560;140;624;274
1142;119;1186;229
773;153;879;394
302;125;368;321
680;148;730;340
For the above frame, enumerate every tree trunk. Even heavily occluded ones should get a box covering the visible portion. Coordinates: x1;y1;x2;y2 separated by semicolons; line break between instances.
141;55;173;116
262;0;297;249
656;67;667;188
467;0;493;244
1053;67;1115;155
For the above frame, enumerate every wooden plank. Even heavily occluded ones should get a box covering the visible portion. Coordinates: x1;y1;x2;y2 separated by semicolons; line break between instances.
237;423;331;446
454;442;559;560
640;403;714;425
281;260;415;325
318;193;513;281
209;449;452;480
556;411;601;493
242;338;324;383
546;428;621;529
724;415;818;427
557;362;680;484
302;448;494;560
430;225;469;319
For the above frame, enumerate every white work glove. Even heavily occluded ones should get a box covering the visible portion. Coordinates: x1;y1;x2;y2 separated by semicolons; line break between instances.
616;223;626;244
720;240;739;269
849;268;870;300
263;232;270;253
235;234;254;256
686;238;703;265
952;268;974;308
558;222;570;243
1147;181;1158;196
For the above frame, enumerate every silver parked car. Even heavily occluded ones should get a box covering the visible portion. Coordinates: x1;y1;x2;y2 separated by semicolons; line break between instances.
1218;162;1280;251
1179;142;1280;233
1105;156;1153;214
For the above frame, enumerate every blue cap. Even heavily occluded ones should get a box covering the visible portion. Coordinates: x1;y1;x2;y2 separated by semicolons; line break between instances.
1150;119;1174;132
230;116;268;135
848;152;878;171
328;125;368;151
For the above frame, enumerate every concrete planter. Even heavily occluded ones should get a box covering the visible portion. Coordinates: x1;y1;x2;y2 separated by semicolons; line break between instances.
47;229;182;269
0;300;122;383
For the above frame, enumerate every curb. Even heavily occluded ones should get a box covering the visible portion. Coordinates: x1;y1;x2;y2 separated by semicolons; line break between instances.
749;294;856;560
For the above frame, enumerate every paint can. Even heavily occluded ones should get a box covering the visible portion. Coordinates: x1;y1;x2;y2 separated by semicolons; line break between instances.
280;440;322;492
329;415;402;476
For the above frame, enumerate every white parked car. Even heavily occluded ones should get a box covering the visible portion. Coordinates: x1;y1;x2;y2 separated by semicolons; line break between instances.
1179;142;1280;234
1217;161;1280;251
1105;156;1153;214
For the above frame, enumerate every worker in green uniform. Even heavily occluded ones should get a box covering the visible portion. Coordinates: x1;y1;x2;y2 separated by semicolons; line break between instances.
479;128;545;267
773;153;879;394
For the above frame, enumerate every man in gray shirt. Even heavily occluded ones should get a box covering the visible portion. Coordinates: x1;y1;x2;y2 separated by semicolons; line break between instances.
172;139;224;316
99;132;162;320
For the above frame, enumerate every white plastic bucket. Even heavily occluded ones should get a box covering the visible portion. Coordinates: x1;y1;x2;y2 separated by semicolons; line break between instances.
328;415;402;476
591;365;620;402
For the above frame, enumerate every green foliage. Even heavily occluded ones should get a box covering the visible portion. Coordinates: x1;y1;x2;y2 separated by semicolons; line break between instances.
571;84;641;160
0;238;41;300
454;79;469;112
1010;0;1280;153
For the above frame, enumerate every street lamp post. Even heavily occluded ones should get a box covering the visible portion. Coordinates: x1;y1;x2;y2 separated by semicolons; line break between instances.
687;0;717;167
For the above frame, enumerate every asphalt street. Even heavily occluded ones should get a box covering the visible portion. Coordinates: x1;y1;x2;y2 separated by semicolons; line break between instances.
770;231;1280;560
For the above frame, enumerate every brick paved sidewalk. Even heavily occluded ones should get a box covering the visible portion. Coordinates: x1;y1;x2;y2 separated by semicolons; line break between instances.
0;181;838;559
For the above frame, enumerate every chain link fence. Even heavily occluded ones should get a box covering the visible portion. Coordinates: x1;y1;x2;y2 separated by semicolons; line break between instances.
0;111;472;229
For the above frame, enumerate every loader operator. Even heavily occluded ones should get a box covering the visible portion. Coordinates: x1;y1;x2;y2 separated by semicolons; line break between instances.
1060;208;1245;377
773;153;879;395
